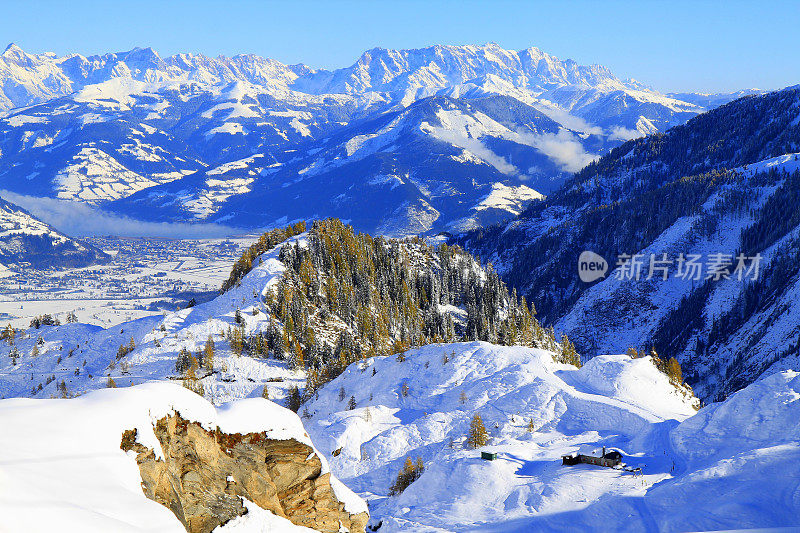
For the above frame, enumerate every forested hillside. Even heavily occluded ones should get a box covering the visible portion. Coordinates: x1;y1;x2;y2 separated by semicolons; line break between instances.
0;219;580;405
460;86;800;400
231;219;578;396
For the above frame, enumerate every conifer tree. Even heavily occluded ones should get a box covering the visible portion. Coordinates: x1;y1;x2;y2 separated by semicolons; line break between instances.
182;354;204;397
2;324;15;344
176;347;192;374
230;327;244;356
286;385;302;412
204;334;215;372
666;357;683;384
467;413;489;448
389;457;424;495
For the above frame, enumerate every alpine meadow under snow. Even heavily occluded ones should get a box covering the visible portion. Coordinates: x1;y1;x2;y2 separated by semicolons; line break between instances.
0;31;799;533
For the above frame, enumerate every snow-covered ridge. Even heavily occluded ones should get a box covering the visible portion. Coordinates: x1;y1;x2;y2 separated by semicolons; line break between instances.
301;342;799;531
0;42;305;112
0;41;698;115
0;195;108;268
0;42;717;235
0;381;366;532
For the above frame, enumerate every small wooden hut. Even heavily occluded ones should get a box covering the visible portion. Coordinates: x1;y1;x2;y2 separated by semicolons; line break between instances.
562;447;623;468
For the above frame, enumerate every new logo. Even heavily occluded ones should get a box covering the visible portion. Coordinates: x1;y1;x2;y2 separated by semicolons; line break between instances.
578;251;608;282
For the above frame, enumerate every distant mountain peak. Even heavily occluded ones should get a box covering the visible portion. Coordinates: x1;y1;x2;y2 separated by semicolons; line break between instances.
0;41;726;236
2;42;27;58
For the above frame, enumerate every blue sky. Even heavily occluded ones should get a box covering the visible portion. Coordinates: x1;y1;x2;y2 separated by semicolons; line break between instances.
2;0;798;93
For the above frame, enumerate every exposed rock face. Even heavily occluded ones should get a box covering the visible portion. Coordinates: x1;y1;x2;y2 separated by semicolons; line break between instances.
121;412;368;533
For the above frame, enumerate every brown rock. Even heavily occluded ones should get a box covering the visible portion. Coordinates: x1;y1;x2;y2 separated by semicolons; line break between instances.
121;412;368;533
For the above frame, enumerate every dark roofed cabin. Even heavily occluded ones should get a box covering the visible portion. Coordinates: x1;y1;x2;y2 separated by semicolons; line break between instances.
562;447;623;468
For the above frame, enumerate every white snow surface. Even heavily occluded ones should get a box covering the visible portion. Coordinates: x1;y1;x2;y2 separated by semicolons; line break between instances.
302;342;800;532
2;226;799;531
0;381;365;532
0;234;309;403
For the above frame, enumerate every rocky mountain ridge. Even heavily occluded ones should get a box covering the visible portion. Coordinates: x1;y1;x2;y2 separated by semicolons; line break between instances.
0;42;730;235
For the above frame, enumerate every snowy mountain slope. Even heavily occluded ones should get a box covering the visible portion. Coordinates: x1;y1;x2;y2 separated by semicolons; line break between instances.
0;382;365;532
0;77;363;204
0;232;308;403
293;44;703;134
1;215;799;530
0;43;719;235
0;195;108;268
300;341;799;532
0;100;206;203
461;86;800;401
108;94;594;234
0;219;547;404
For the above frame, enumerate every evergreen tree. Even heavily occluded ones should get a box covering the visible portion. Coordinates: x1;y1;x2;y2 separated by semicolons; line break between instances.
182;354;204;396
204;334;215;372
175;347;192;374
2;324;16;344
467;413;488;448
230;327;244;356
286;385;302;412
389;457;425;496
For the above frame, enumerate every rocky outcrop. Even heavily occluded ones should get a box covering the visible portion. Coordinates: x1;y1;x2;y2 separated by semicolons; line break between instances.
121;412;368;533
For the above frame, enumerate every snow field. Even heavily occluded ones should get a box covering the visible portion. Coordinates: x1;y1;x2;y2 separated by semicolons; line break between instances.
0;382;366;532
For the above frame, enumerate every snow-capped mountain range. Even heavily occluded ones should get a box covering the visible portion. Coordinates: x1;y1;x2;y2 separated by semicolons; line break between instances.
0;42;740;235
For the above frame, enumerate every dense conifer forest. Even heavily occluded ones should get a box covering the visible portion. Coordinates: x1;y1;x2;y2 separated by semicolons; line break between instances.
221;219;581;398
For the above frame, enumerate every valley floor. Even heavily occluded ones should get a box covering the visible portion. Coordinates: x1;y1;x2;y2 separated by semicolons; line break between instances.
0;235;254;328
